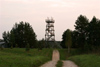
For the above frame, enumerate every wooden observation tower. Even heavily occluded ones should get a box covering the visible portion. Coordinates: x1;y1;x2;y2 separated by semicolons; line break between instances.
45;18;55;42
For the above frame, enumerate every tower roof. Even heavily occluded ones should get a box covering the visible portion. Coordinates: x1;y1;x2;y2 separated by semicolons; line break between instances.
46;18;55;23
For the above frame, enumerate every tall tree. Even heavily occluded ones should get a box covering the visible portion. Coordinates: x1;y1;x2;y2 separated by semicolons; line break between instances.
60;29;72;51
72;30;79;48
74;15;89;50
60;30;67;48
2;31;10;47
65;29;72;53
38;38;45;50
88;16;100;50
9;31;15;48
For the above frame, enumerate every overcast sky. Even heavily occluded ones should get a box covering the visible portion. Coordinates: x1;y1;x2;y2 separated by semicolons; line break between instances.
0;0;100;41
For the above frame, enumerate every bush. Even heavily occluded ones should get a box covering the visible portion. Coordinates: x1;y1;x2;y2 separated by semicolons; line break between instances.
11;46;13;49
15;44;18;48
26;44;30;51
0;46;3;50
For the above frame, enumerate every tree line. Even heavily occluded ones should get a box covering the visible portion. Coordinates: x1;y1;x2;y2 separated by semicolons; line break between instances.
61;15;100;52
2;15;100;51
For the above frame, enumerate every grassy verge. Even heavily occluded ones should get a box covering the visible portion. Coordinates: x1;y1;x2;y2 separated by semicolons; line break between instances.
58;48;83;60
58;49;67;60
58;49;100;67
0;48;53;67
68;54;100;67
56;60;63;67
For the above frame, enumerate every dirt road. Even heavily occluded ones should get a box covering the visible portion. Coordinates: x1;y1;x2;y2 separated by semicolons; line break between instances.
40;50;78;67
40;50;59;67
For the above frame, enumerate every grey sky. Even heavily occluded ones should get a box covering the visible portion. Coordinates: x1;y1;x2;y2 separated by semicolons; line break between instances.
0;0;100;41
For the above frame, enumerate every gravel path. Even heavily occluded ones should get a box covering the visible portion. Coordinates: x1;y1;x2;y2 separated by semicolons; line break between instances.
62;60;78;67
40;50;59;67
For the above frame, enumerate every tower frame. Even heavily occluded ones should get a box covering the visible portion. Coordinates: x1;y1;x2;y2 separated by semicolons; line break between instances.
45;18;55;41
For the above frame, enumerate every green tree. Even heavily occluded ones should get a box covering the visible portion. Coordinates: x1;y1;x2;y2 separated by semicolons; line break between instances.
60;29;72;52
60;30;67;48
9;30;15;48
71;30;79;48
2;21;37;48
74;15;89;50
65;29;72;53
88;17;100;50
25;43;30;51
38;38;45;50
2;31;10;47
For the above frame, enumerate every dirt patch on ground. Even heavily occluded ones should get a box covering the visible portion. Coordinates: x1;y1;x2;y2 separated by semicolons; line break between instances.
62;60;78;67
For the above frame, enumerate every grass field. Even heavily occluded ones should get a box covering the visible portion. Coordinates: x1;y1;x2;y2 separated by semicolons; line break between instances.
58;49;67;60
68;54;100;67
58;48;83;60
59;49;100;67
1;48;100;67
0;48;53;67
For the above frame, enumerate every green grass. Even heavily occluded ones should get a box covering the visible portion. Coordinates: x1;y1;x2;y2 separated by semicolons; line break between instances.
68;54;100;67
0;48;53;67
58;49;100;67
56;60;63;67
58;49;67;60
58;48;82;60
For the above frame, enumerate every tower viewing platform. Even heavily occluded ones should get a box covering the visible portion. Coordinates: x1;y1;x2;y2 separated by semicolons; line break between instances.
46;18;55;23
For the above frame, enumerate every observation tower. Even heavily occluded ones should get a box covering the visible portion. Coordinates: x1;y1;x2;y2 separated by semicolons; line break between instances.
45;18;55;42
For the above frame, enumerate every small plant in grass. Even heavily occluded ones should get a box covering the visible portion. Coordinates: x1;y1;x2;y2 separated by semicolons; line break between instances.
11;45;13;49
56;60;63;67
0;46;3;50
15;44;18;48
26;43;30;52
